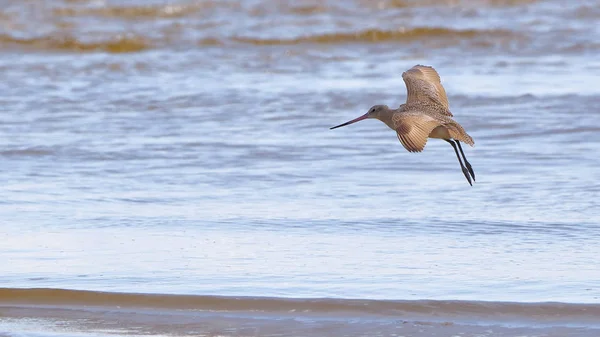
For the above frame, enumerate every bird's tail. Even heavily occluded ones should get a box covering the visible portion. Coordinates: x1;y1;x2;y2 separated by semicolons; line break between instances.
462;133;475;146
448;124;474;146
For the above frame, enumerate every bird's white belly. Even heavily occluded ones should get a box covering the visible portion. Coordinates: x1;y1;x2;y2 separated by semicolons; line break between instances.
429;125;451;139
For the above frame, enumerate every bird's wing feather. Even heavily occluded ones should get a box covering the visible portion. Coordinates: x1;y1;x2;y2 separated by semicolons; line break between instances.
393;113;441;153
402;65;451;112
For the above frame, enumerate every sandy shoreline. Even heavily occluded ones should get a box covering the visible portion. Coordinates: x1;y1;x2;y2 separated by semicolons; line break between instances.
1;288;600;336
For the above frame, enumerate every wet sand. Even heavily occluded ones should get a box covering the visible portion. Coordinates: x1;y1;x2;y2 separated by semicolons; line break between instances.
2;0;600;336
2;288;600;336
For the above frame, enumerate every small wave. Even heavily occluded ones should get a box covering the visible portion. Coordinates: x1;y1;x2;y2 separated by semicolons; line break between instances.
198;37;224;46
53;3;209;19
1;288;599;324
485;126;600;141
232;27;515;45
286;4;328;15
0;34;150;53
0;26;518;52
486;0;539;4
375;0;538;9
0;148;54;157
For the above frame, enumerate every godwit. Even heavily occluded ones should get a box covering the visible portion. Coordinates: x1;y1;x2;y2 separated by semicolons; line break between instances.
330;65;475;185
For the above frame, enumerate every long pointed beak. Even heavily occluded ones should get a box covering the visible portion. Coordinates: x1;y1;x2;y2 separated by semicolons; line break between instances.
330;113;369;130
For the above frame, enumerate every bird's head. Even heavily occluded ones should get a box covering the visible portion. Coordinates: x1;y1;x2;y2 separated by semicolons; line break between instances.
366;105;389;118
330;105;389;130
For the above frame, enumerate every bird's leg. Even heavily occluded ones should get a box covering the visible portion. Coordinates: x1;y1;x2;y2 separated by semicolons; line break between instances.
456;141;475;182
445;139;472;186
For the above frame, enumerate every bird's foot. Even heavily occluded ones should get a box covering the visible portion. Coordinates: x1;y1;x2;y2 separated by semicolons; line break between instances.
462;167;473;186
464;161;475;182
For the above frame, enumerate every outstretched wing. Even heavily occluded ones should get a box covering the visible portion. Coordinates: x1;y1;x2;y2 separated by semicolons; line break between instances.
402;65;451;114
393;113;442;153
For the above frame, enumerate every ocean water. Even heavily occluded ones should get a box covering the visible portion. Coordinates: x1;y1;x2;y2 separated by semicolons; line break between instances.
1;0;600;336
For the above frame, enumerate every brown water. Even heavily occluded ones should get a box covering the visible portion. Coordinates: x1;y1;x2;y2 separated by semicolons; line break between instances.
1;0;600;336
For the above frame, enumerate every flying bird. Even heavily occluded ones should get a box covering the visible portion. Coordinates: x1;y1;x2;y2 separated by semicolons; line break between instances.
330;65;475;185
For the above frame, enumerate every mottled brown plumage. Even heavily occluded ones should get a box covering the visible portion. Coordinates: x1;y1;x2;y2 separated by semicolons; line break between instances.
330;65;476;185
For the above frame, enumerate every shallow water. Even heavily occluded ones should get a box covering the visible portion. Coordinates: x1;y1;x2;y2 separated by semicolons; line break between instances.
1;0;600;336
